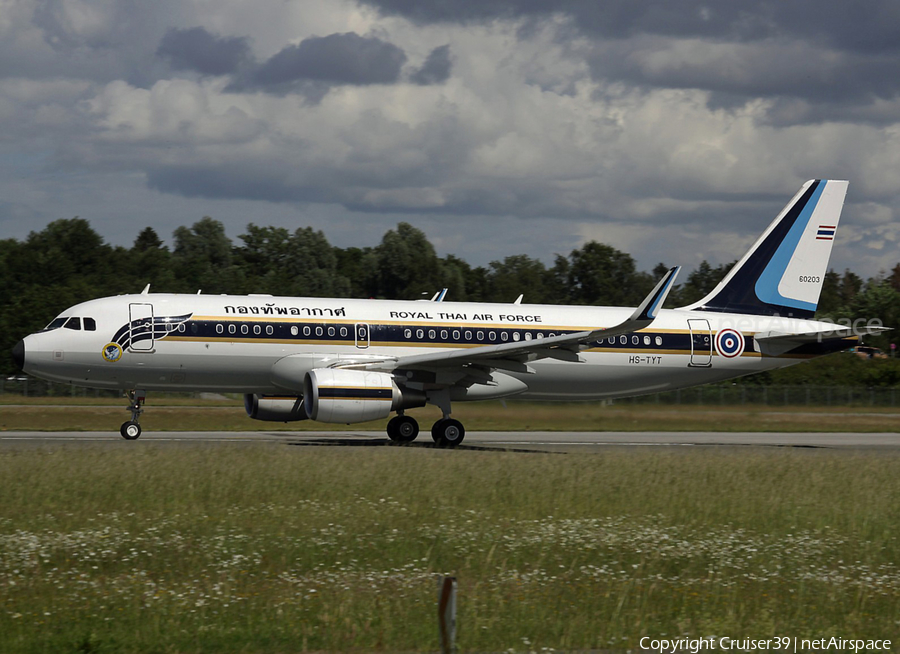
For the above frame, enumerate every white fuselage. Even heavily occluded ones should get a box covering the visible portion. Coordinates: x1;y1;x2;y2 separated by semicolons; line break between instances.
20;293;847;400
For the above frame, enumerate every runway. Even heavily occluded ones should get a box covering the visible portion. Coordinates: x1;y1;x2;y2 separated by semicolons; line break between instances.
1;430;899;452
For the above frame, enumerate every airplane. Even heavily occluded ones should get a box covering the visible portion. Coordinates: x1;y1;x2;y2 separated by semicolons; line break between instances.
11;179;886;446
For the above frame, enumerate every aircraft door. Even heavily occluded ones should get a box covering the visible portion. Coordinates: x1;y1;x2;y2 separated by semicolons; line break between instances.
355;323;370;349
687;319;712;367
129;303;154;351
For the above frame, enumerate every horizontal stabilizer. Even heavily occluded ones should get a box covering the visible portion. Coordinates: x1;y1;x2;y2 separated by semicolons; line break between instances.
754;325;890;356
755;325;891;345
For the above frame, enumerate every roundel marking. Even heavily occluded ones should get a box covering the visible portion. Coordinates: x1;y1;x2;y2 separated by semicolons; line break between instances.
102;342;123;362
715;329;745;358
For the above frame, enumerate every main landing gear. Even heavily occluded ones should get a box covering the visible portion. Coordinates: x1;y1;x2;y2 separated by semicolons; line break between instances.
385;412;466;448
120;389;146;440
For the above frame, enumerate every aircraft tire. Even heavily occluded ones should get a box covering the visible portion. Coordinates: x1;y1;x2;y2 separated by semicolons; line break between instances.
394;415;419;442
432;418;465;448
387;415;419;442
120;421;142;440
386;416;400;441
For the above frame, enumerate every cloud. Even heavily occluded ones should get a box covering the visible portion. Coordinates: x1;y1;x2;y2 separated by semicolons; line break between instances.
4;0;900;280
228;32;407;95
409;44;452;85
156;26;251;76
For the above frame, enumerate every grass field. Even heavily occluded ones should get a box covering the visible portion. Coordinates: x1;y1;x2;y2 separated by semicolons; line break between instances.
2;398;900;432
1;445;898;652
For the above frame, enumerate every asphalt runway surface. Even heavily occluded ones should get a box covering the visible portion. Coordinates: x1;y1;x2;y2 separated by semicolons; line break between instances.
2;430;899;452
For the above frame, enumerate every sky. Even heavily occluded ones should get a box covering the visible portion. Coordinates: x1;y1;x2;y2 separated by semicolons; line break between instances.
2;0;900;278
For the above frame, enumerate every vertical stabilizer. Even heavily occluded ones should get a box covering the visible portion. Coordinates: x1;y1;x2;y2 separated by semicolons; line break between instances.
683;179;848;319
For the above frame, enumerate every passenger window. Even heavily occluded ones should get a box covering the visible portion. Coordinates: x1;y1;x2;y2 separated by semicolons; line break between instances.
83;317;97;331
619;335;627;344
266;325;274;336
643;336;651;345
253;325;261;335
536;333;543;339
64;317;81;330
315;326;323;337
291;326;299;336
416;328;424;339
489;331;496;341
216;324;224;334
476;331;484;341
178;324;186;333
632;335;639;345
327;327;335;337
464;330;472;340
512;332;520;341
241;324;249;335
452;330;460;340
441;329;448;340
501;332;509;342
404;328;412;339
340;326;348;337
525;332;532;341
228;324;236;335
302;326;310;336
655;336;663;346
428;329;436;340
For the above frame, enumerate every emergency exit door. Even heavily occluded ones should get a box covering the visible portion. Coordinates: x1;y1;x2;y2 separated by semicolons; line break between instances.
129;303;154;351
355;323;370;349
687;319;712;367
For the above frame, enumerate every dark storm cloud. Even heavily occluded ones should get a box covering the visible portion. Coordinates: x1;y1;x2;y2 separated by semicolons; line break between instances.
157;27;252;76
147;165;319;203
589;39;900;105
228;32;407;94
409;45;452;85
361;0;900;53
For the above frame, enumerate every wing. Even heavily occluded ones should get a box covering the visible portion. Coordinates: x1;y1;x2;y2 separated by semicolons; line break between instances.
340;267;680;376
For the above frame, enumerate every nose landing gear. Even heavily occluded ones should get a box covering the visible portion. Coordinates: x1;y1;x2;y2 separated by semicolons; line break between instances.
120;389;146;440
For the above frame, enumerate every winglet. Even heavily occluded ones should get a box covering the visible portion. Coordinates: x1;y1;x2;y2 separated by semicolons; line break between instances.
630;266;680;323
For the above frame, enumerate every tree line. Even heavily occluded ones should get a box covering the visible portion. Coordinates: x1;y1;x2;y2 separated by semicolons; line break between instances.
2;216;899;377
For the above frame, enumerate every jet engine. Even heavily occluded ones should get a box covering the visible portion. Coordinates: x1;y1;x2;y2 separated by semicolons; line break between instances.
303;369;425;423
244;394;308;422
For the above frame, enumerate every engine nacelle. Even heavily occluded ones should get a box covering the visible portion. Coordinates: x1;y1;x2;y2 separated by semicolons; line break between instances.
303;369;425;423
244;394;308;422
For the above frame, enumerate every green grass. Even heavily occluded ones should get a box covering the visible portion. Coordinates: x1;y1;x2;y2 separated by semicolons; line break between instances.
1;445;899;652
2;400;900;432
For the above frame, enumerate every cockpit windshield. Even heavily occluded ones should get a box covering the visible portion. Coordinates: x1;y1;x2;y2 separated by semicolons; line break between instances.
42;317;67;332
40;316;98;332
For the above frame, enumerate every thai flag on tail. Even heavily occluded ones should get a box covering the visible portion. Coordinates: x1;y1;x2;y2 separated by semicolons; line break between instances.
816;225;836;241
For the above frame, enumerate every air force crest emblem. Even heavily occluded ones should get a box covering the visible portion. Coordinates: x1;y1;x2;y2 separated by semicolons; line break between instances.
102;342;123;362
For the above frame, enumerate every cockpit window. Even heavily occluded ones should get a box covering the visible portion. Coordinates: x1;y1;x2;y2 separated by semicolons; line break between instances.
83;317;97;331
42;318;67;332
64;317;82;330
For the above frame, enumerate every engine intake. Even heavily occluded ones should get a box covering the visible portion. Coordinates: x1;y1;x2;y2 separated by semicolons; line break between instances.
303;368;424;423
244;394;308;422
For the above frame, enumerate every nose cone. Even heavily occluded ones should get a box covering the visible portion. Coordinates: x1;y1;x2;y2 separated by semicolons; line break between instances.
11;339;25;370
